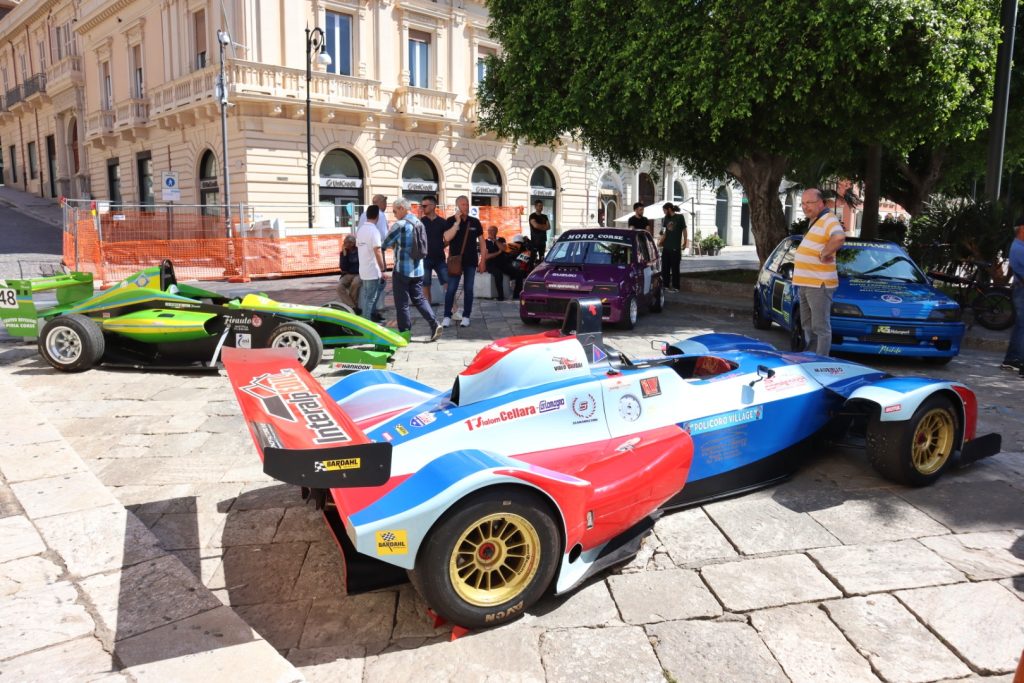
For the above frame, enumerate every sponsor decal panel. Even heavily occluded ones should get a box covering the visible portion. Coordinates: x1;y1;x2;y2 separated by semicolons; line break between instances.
0;287;20;308
235;333;252;349
551;355;584;372
881;294;903;304
465;404;538;432
884;404;902;413
878;345;903;355
699;431;748;464
764;374;808;392
538;397;566;413
571;394;598;425
314;457;360;472
335;362;374;371
395;424;409;437
683;405;764;435
875;325;913;336
240;369;351;444
813;366;844;376
591;345;608;364
381;432;393;442
640;377;661;398
409;411;436;428
375;530;409;555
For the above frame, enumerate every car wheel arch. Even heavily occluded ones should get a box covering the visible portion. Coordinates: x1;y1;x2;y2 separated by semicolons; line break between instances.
411;481;570;571
843;387;967;450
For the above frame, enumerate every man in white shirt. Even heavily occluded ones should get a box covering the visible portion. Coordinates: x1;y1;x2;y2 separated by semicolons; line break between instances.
358;194;390;242
356;204;387;323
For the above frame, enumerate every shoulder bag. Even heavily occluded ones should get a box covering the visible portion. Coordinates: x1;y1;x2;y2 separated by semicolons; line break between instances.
446;222;470;277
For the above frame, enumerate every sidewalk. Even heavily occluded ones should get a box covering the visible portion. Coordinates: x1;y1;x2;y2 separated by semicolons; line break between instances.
0;184;63;228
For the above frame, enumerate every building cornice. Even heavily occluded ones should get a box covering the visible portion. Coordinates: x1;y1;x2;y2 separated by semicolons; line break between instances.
0;0;58;43
78;0;136;34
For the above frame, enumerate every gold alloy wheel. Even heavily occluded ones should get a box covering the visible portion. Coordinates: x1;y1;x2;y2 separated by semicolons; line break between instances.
911;408;955;474
448;512;541;607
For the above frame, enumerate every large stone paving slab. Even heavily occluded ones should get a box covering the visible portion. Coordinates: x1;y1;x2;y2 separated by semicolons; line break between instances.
0;555;62;597
898;480;1024;533
700;554;841;612
297;593;397;652
896;581;1024;674
0;438;88;483
703;496;840;554
653;508;738;566
541;626;664;683
287;645;365;683
33;504;164;578
823;594;971;682
9;472;119;519
519;579;622;629
919;530;1024;580
607;568;721;624
363;627;545;682
79;554;222;644
647;619;787;682
0;581;95;660
805;490;950;544
0;636;121;682
0;515;46;563
809;540;965;595
209;541;308;606
750;603;877;683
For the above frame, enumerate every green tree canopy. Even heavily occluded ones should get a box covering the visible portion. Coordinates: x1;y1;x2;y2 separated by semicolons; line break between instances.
480;0;1001;261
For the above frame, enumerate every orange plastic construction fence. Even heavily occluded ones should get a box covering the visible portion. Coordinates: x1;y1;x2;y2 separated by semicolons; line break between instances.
64;205;526;284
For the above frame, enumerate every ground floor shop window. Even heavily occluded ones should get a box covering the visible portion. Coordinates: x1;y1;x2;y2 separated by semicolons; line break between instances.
318;148;363;229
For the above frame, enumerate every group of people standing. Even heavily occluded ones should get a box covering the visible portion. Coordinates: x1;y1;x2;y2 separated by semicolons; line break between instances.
336;195;550;340
627;201;689;293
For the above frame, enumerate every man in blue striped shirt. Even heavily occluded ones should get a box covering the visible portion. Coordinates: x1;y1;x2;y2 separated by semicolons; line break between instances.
383;198;443;341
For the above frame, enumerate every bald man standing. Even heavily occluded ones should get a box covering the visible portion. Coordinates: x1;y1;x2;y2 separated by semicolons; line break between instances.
792;188;845;355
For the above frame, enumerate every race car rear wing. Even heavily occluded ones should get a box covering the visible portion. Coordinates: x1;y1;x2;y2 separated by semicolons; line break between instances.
0;272;94;337
222;347;392;489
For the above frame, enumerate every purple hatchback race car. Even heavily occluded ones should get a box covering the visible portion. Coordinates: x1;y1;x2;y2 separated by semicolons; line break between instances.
519;228;665;328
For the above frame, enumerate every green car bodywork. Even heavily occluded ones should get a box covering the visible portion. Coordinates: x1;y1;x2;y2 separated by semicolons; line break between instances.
0;261;408;372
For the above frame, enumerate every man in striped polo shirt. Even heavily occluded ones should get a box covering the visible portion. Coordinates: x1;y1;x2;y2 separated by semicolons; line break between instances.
793;188;846;355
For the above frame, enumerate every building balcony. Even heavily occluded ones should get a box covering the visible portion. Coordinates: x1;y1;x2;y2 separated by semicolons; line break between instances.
85;109;115;140
393;86;458;118
22;73;47;100
4;85;22;109
227;60;381;110
150;65;218;116
46;56;83;95
115;98;150;128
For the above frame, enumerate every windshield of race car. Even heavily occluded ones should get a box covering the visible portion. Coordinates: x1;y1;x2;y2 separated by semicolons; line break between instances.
547;239;633;266
837;245;927;284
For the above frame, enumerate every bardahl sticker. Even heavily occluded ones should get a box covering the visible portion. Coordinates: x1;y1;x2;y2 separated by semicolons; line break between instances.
375;530;409;555
314;457;360;472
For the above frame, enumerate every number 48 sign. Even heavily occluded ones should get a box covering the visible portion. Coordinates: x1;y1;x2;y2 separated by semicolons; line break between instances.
0;287;18;309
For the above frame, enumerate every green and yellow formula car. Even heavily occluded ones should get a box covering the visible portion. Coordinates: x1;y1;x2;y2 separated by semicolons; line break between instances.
0;260;407;373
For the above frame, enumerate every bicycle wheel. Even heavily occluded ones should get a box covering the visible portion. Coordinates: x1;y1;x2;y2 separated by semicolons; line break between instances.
972;289;1015;331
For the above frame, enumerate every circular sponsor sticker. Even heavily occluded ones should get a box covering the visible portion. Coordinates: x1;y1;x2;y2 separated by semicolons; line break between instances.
881;294;903;304
252;314;263;327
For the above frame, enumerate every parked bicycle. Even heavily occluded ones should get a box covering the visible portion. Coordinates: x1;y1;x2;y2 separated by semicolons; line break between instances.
926;256;1015;331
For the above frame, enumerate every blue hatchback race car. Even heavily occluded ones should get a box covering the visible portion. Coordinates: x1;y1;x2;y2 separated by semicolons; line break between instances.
753;238;965;363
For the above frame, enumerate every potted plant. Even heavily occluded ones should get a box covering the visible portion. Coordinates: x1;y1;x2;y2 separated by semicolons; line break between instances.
699;234;726;256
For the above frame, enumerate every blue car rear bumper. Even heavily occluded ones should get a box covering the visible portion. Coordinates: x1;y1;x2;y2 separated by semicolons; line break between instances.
829;316;965;358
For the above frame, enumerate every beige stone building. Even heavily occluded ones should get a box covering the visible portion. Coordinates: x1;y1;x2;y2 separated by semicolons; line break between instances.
0;0;762;245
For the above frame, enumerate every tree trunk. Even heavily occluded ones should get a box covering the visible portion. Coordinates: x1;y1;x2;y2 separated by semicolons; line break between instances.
728;153;789;265
861;143;882;238
895;148;946;218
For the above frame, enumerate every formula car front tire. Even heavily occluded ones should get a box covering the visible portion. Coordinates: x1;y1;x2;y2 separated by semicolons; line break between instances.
410;487;560;630
39;314;104;372
866;394;960;486
268;321;323;371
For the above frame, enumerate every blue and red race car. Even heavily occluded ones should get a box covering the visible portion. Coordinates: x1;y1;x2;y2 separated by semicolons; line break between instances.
223;299;1001;630
520;228;664;329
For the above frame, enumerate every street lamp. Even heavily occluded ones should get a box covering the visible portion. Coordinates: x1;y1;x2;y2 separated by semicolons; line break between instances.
305;26;332;229
216;30;232;236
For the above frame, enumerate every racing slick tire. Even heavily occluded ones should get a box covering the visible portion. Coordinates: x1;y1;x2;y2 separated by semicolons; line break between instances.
409;487;560;630
789;311;806;352
38;314;105;372
866;394;960;486
649;287;665;313
752;292;773;330
268;321;323;371
618;297;638;330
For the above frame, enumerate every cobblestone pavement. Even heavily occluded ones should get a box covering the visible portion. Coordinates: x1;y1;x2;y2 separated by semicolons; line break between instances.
1;272;1022;682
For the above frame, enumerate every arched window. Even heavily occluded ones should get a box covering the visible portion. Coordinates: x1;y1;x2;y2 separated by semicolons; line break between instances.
599;173;621;227
638;172;655;207
530;166;557;233
318;148;364;228
673;180;686;204
401;154;439;204
199;150;219;216
715;186;729;240
470;161;503;206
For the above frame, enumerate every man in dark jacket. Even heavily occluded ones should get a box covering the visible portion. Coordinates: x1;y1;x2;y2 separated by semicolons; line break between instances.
441;195;486;328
